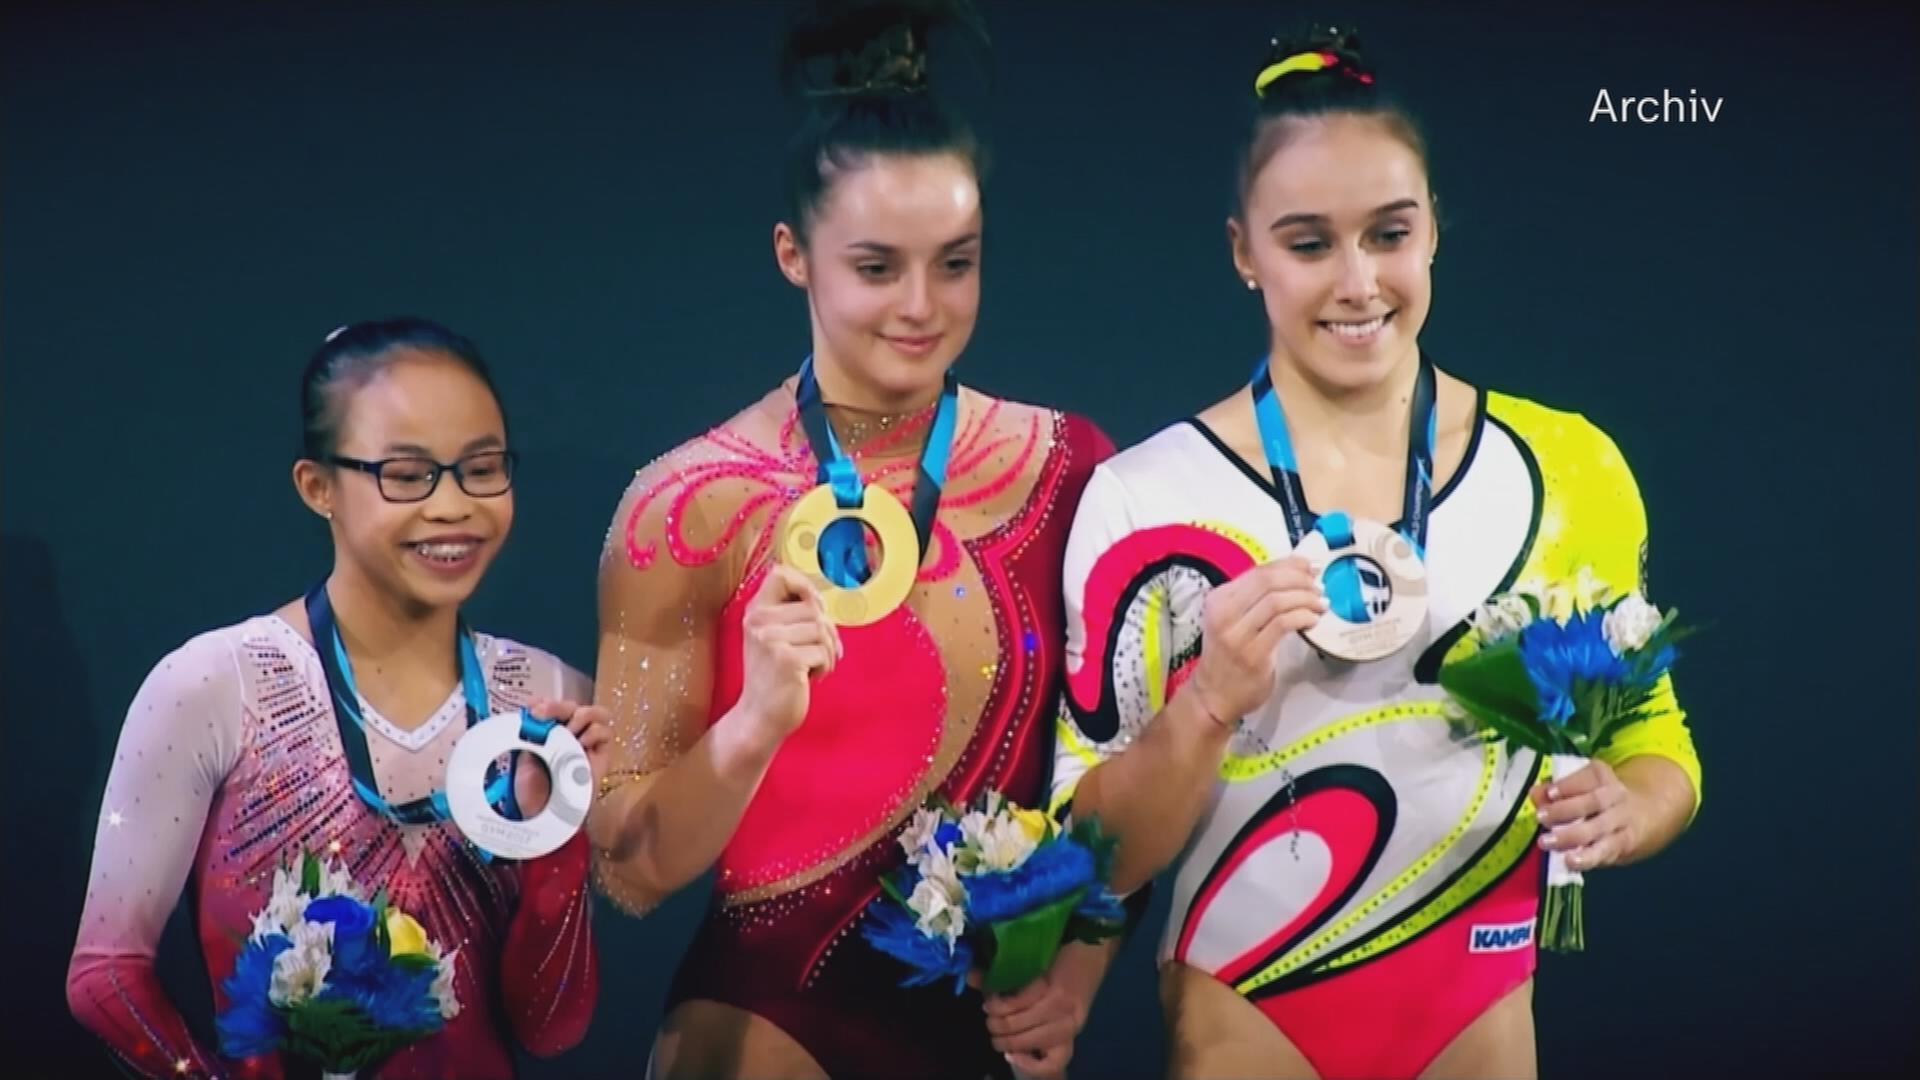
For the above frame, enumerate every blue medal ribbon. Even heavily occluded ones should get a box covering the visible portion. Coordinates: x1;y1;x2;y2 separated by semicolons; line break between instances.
793;355;960;588
1249;355;1438;622
303;581;516;843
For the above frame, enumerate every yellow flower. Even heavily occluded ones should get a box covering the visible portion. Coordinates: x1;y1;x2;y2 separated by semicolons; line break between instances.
1012;808;1052;844
386;910;430;958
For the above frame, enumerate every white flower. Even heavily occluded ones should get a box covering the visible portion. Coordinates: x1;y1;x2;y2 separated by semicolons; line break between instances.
957;809;991;846
1571;567;1611;610
1469;593;1536;643
318;858;363;900
247;907;284;944
905;817;960;877
1518;576;1574;622
917;844;962;891
970;814;1042;874
268;920;334;1006
428;943;462;1020
1603;593;1664;653
1520;568;1614;623
260;866;308;936
905;858;968;947
952;810;990;870
897;808;946;862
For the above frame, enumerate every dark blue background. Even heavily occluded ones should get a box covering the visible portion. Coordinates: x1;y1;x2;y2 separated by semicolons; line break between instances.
5;2;1915;1076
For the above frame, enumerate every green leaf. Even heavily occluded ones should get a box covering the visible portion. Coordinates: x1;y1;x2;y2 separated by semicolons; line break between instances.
1438;643;1538;719
388;952;439;975
300;850;321;897
1588;694;1671;756
1454;698;1561;755
1541;883;1585;953
283;997;370;1066
878;872;910;907
281;997;435;1073
1439;645;1568;754
372;892;390;953
980;889;1083;995
1067;816;1120;886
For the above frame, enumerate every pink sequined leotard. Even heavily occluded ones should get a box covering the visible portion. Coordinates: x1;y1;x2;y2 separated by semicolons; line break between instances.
593;379;1110;1079
67;614;600;1079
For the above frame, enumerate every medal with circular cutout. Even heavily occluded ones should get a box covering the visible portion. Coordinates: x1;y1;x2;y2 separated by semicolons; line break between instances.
780;355;959;627
1294;511;1429;661
775;483;921;627
445;709;592;861
1250;353;1440;663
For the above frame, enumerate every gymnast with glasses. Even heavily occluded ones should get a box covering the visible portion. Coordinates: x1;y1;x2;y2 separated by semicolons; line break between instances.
68;318;611;1079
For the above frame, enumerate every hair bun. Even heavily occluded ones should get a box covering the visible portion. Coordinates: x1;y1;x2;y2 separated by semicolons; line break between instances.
1254;23;1375;100
782;0;985;99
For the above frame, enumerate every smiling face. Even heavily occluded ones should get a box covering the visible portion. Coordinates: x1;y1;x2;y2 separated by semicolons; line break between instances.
1230;113;1439;393
294;349;514;615
775;151;983;408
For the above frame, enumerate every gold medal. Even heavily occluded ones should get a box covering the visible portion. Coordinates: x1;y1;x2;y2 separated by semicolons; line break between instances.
786;355;959;627
776;482;921;626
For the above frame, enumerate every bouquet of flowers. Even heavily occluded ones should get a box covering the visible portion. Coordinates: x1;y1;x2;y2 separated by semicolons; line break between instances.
217;850;460;1079
1438;569;1692;952
862;791;1126;994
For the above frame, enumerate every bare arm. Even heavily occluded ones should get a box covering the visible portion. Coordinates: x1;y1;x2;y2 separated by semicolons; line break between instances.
584;468;840;914
1613;754;1695;864
1069;690;1237;894
1048;465;1326;897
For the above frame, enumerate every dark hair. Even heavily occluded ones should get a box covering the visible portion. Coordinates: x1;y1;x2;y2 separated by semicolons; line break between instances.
779;0;989;244
298;317;505;461
1235;25;1433;220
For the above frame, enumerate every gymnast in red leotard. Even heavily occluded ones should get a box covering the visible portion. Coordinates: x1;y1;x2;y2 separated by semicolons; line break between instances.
584;5;1117;1078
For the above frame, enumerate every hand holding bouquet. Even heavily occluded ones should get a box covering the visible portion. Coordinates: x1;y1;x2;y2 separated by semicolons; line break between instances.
862;792;1125;994
1439;570;1693;951
217;851;459;1078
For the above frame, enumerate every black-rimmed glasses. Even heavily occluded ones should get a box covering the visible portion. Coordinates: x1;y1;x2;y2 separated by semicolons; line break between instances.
329;450;518;503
